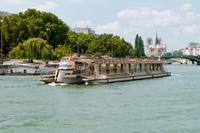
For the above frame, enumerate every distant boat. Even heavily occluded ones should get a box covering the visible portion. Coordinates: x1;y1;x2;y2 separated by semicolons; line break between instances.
0;60;57;76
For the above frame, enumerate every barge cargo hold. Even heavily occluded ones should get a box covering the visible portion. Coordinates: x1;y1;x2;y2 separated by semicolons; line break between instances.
41;57;171;84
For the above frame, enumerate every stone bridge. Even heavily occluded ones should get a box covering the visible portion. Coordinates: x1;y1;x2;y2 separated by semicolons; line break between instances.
161;55;200;65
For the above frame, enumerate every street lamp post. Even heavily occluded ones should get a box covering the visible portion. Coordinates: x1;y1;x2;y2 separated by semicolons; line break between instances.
0;19;3;64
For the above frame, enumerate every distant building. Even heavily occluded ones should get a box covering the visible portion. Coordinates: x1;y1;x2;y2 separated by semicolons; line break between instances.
71;27;96;35
0;11;11;16
181;42;200;56
2;60;57;75
145;33;167;57
3;60;40;75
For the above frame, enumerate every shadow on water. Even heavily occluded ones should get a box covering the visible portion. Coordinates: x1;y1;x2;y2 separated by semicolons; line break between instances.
36;74;173;93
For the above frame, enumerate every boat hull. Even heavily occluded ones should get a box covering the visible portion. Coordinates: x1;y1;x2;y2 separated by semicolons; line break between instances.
86;72;171;84
40;75;55;84
57;76;85;84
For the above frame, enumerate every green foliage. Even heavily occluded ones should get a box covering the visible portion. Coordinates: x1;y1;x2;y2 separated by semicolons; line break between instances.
86;34;133;57
9;38;53;60
163;52;172;57
173;50;183;57
163;50;183;58
66;32;133;57
135;34;140;50
1;9;136;59
134;34;145;57
67;31;95;55
55;44;72;58
1;9;69;54
132;48;140;58
139;36;145;56
9;43;26;59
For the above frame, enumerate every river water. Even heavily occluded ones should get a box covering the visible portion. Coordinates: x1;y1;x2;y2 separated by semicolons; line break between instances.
0;65;200;133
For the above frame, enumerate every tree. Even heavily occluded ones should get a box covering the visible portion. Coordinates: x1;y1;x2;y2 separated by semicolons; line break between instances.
163;51;183;58
163;52;172;57
172;50;183;57
134;34;145;57
139;36;145;56
9;38;53;60
135;34;140;50
86;34;133;57
67;31;95;55
2;9;138;59
2;9;69;55
132;48;140;58
55;44;72;58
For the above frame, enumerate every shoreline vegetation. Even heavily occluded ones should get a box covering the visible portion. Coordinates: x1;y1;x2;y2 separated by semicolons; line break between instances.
0;9;146;63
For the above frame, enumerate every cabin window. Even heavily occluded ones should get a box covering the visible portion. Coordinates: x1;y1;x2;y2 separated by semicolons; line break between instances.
101;65;106;74
106;64;109;74
91;66;94;74
131;64;135;74
129;64;131;73
160;64;163;71
113;64;117;73
146;64;149;72
73;71;77;75
106;69;109;74
157;64;159;71
140;64;142;72
149;64;152;71
121;64;123;73
24;69;27;74
10;69;13;74
136;64;138;72
145;64;149;72
155;64;157;71
99;65;102;74
65;73;69;75
144;64;146;72
152;64;155;71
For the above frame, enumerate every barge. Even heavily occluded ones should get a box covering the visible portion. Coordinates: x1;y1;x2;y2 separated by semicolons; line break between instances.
41;57;171;84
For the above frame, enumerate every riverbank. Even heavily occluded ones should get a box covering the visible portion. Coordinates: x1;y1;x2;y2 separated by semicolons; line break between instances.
0;59;58;75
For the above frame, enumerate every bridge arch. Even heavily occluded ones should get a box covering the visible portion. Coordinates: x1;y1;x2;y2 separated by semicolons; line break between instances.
161;55;200;65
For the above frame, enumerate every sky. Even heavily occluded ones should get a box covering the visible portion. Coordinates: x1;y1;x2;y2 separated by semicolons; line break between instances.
0;0;200;51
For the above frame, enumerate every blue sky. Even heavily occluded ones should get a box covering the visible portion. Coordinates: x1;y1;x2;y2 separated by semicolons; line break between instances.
0;0;200;51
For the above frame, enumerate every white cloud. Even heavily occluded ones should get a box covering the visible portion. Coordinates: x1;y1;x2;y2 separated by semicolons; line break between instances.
74;20;93;28
180;3;192;12
117;8;183;27
0;0;24;5
95;6;200;35
95;8;185;41
32;1;58;11
95;21;121;34
181;24;200;34
66;0;83;3
0;0;58;11
93;3;200;49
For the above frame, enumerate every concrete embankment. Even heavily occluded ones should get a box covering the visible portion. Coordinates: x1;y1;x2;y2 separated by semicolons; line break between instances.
0;60;57;76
